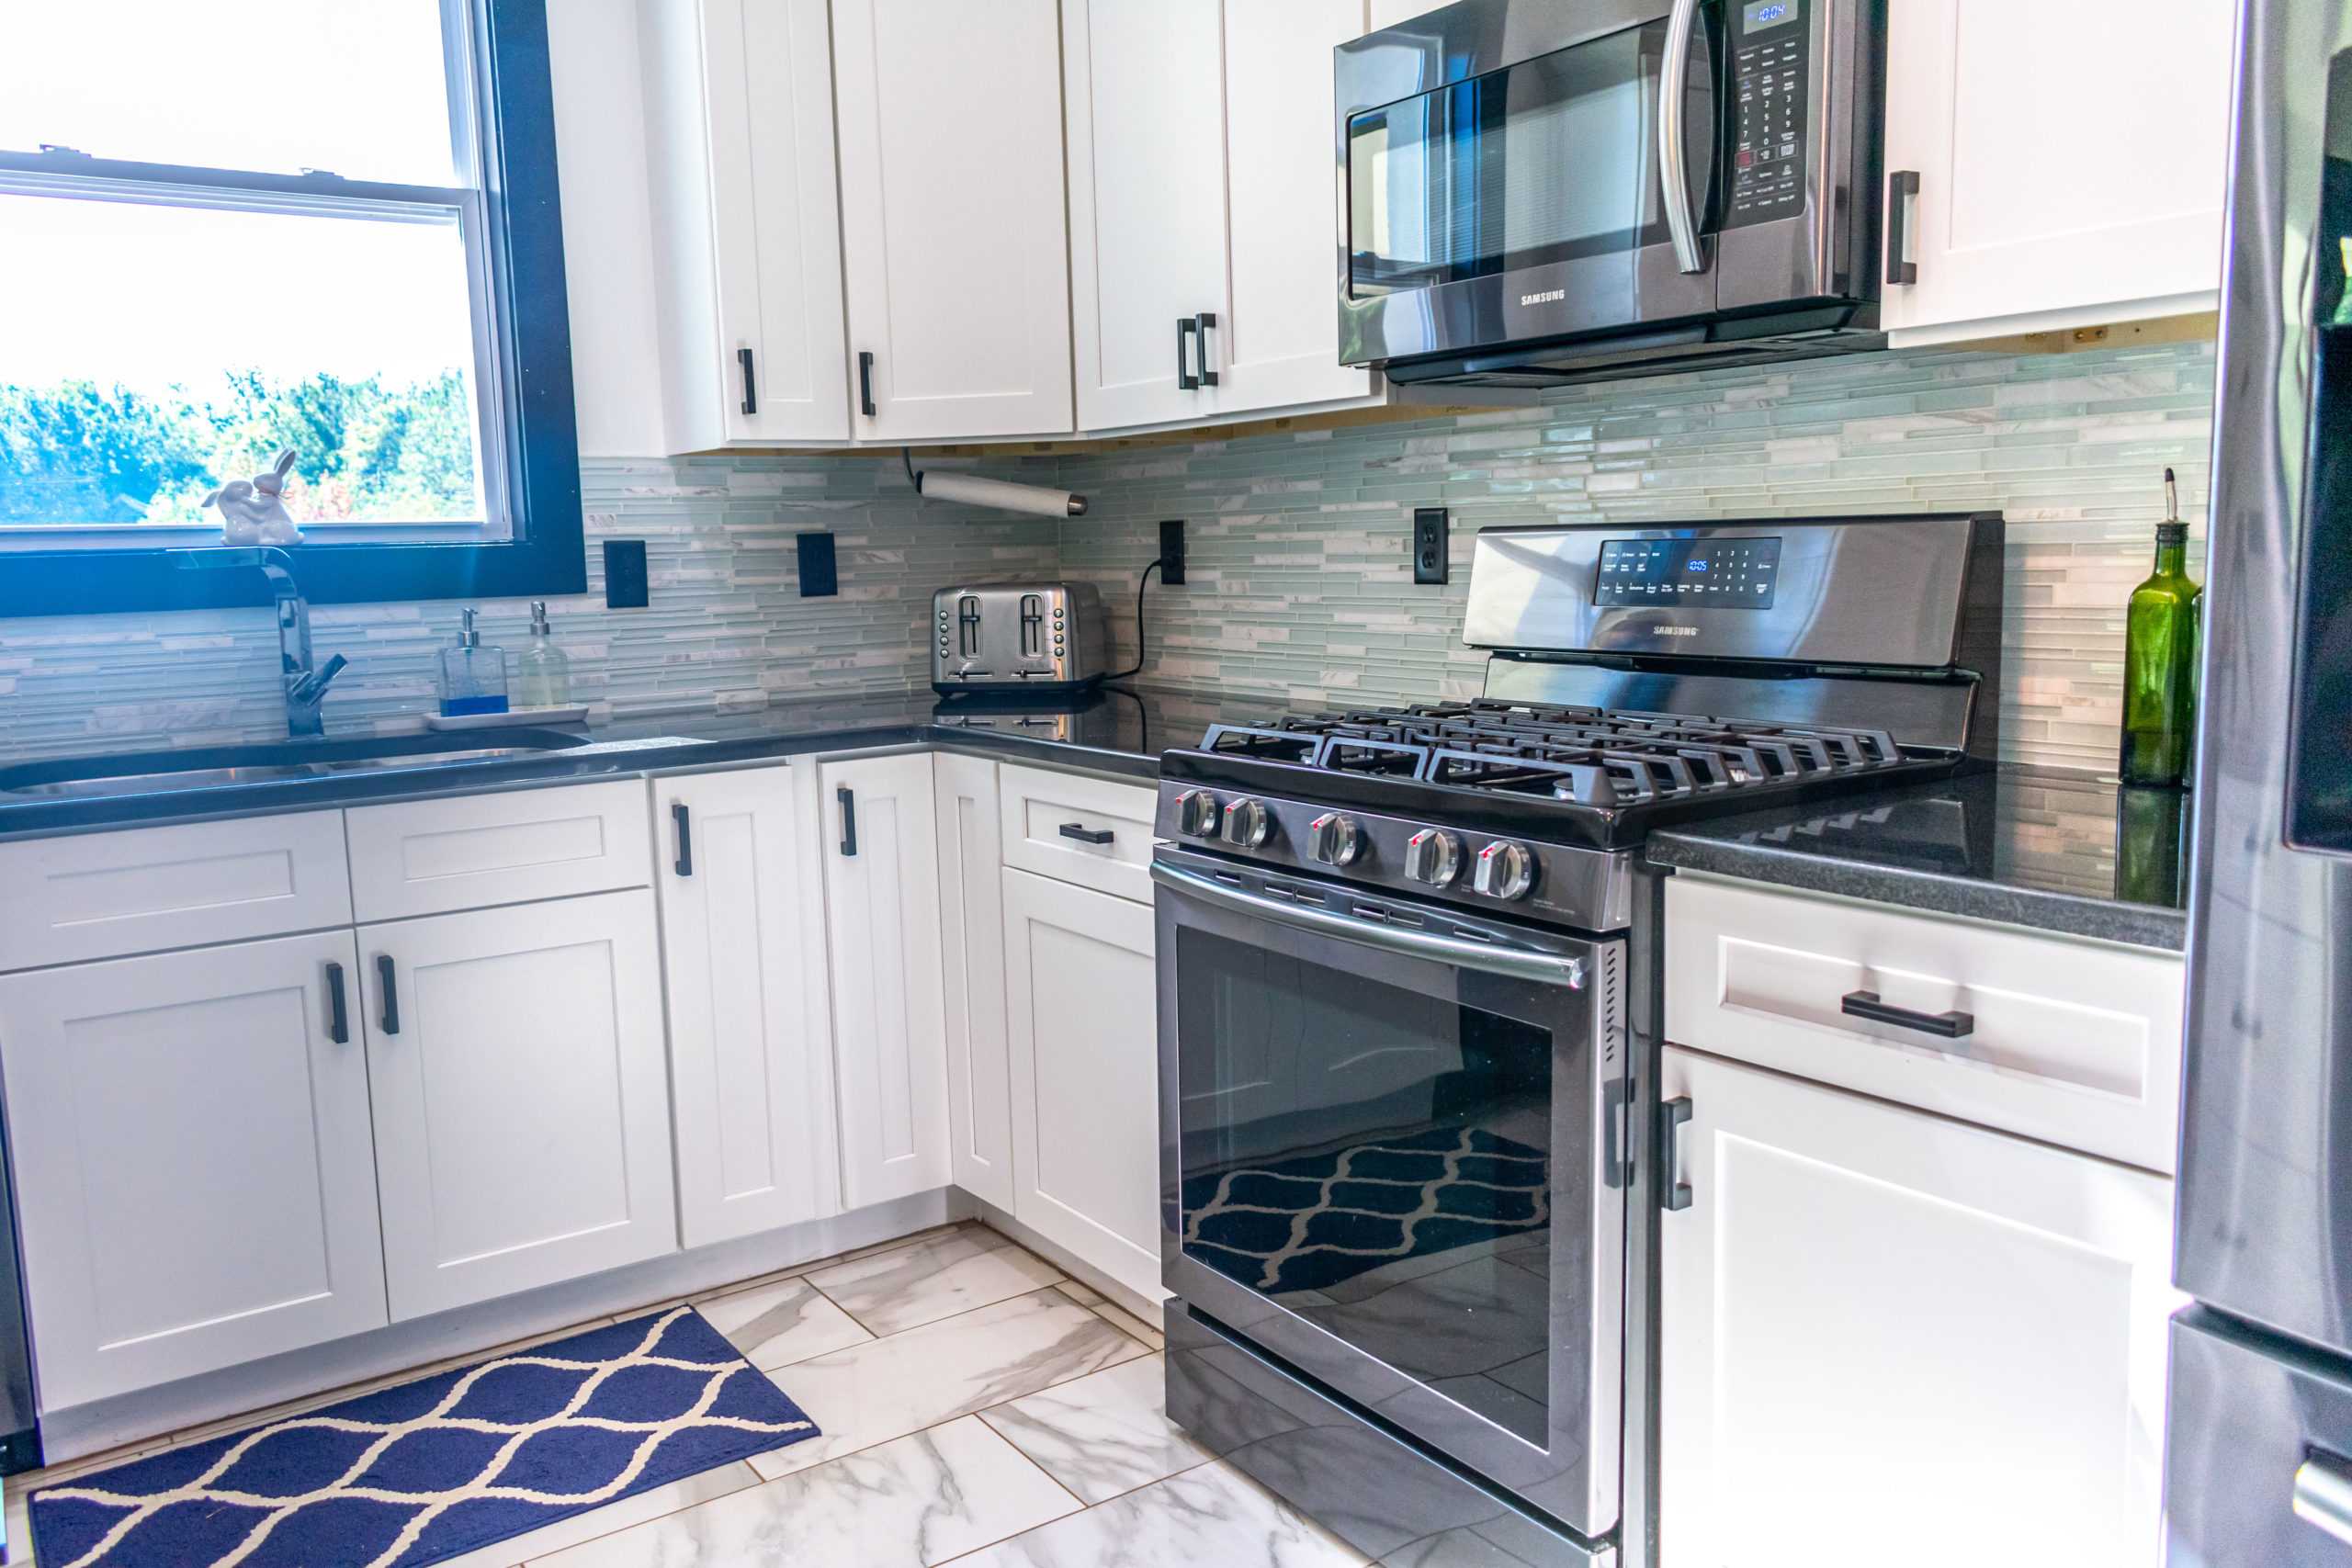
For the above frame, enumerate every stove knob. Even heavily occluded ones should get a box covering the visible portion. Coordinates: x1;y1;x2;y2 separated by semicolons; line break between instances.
1306;812;1363;867
1221;797;1273;849
1404;828;1463;887
1474;840;1536;901
1174;790;1222;839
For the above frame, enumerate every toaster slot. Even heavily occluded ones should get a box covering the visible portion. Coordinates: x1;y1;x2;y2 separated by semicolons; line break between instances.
1020;594;1045;659
958;594;982;658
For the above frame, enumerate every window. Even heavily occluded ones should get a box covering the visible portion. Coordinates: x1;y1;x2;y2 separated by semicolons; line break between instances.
0;0;582;614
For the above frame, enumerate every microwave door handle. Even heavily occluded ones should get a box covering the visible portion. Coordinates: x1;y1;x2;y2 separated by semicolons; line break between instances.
1150;860;1587;990
1658;0;1706;275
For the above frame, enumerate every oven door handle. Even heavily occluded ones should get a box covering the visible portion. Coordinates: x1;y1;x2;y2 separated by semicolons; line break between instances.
1151;861;1587;990
1658;0;1707;276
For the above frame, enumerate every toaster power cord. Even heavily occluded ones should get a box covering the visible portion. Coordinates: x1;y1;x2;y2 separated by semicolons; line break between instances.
1104;558;1165;684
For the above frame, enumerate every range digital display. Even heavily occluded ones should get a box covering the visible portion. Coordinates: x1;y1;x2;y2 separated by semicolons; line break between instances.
1595;537;1781;609
1743;0;1800;30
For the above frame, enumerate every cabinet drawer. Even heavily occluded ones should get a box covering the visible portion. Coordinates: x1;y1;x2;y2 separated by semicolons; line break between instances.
997;763;1157;904
345;781;652;922
0;812;353;970
1664;874;2185;1174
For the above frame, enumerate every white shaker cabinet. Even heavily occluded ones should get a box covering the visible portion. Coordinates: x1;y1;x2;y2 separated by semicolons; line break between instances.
934;752;1016;1212
0;933;389;1408
656;766;842;1248
1657;1047;2180;1568
820;753;953;1209
364;891;678;1321
1879;0;2234;345
639;0;852;447
1001;868;1164;1303
831;0;1073;441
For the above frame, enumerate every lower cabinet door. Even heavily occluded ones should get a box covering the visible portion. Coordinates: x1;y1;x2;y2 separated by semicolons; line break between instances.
820;753;952;1209
1001;868;1163;1300
657;766;842;1247
365;891;678;1320
1658;1047;2180;1568
0;932;388;1407
934;752;1015;1210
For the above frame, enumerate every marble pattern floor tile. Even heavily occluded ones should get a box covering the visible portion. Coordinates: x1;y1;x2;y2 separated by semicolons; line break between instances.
534;1417;1079;1568
978;1354;1210;1505
1051;1280;1102;1307
696;1275;875;1370
940;1460;1369;1568
811;1229;1064;1336
1090;1300;1166;1351
751;1289;1147;1480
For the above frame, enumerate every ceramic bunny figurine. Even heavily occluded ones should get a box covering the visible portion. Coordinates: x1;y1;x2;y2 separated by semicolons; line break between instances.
203;449;303;547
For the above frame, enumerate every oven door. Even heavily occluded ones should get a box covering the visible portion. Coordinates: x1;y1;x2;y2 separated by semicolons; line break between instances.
1152;848;1627;1539
1336;0;1724;367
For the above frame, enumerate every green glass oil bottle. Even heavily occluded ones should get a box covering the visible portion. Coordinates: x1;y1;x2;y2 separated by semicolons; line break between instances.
2118;468;2203;787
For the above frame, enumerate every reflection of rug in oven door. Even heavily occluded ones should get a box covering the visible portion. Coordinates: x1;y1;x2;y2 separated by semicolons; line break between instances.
1182;1125;1549;1294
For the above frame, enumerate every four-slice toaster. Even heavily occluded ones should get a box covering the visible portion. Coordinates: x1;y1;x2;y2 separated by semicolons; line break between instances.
931;582;1108;694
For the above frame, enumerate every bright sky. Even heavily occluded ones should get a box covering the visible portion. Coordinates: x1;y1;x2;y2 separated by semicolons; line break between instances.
0;2;474;393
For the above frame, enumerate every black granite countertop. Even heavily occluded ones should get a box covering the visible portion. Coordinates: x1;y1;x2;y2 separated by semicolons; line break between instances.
0;686;1264;841
1645;763;2192;952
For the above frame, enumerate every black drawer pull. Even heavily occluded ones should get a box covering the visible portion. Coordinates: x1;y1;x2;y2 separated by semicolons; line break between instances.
324;961;349;1044
1176;316;1200;390
858;350;876;417
1886;169;1920;286
1662;1097;1693;1213
377;954;401;1036
1841;988;1973;1039
1194;311;1219;387
1058;822;1114;845
838;786;858;857
672;801;694;876
737;346;757;415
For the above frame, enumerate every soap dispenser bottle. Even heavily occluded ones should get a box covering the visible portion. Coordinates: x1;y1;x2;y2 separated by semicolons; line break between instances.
437;607;511;717
514;601;572;709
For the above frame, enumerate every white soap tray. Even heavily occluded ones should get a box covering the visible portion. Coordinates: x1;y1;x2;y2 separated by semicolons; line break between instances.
424;705;590;732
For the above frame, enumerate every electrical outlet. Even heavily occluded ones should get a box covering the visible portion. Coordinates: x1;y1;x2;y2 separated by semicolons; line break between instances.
1159;519;1188;585
796;531;839;597
1413;508;1449;585
603;539;650;608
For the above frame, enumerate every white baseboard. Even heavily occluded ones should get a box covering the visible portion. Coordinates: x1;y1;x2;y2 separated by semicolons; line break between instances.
41;1189;965;1465
970;1201;1166;1329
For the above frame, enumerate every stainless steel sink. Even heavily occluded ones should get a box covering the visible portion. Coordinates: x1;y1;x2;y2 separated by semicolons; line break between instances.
0;729;595;800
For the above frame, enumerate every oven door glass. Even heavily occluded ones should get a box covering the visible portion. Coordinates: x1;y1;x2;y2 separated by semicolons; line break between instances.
1346;17;1706;298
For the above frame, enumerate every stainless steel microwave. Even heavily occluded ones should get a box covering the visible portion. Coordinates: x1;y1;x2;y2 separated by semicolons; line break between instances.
1336;0;1886;389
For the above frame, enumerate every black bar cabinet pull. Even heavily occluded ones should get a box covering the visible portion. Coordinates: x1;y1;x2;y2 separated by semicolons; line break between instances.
673;801;694;877
1662;1096;1694;1212
858;350;876;416
838;786;858;857
1885;169;1920;286
376;955;401;1036
1176;317;1200;390
737;346;757;415
1195;312;1219;387
1058;822;1114;845
1840;988;1974;1039
325;961;349;1045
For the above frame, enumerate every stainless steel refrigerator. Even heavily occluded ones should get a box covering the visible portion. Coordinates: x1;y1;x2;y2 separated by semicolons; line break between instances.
2167;0;2352;1561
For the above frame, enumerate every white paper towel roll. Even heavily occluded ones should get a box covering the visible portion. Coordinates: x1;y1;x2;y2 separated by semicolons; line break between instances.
917;470;1088;518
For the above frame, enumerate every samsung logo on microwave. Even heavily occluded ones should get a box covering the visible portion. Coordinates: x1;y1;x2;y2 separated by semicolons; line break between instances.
1520;288;1566;307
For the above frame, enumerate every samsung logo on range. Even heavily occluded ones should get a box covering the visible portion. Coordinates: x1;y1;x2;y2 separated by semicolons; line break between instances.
1657;626;1700;637
1520;288;1566;307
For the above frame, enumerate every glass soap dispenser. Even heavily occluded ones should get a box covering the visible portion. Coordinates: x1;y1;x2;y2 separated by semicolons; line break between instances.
436;607;511;717
514;601;572;709
2118;468;2203;788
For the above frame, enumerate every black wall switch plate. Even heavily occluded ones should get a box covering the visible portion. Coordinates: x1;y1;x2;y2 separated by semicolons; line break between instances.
1412;508;1450;585
1159;519;1187;585
797;530;839;597
603;539;650;608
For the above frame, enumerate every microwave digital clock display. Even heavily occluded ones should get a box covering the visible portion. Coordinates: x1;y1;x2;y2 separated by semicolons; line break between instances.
1743;0;1800;29
1595;537;1782;609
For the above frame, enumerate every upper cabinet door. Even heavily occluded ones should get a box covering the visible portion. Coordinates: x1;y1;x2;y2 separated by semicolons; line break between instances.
0;932;387;1408
820;754;952;1209
831;0;1074;441
639;0;851;447
1879;0;2234;344
1217;1;1374;416
657;767;842;1248
1064;0;1232;432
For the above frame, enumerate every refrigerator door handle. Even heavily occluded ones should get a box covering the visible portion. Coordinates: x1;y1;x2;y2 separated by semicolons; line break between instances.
2293;1452;2352;1546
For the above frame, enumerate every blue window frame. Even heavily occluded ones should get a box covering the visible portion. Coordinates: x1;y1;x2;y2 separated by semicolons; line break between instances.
0;0;582;615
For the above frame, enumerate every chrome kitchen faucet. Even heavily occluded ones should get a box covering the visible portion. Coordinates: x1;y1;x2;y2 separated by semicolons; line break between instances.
171;547;349;739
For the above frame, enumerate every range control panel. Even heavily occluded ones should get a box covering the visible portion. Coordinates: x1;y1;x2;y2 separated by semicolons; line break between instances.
1726;0;1810;229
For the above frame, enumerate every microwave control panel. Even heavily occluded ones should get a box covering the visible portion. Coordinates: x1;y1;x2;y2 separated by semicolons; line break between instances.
1726;0;1810;229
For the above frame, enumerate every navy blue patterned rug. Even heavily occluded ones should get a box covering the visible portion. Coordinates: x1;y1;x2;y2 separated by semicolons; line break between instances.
29;1305;820;1568
1182;1124;1550;1294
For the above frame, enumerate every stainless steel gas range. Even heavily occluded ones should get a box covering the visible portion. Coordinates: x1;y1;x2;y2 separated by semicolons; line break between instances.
1150;513;2005;1567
